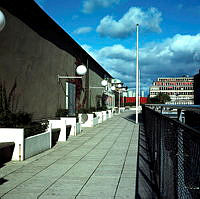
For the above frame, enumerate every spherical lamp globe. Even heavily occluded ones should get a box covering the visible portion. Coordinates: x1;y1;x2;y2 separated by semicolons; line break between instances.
117;84;122;88
76;64;87;76
101;79;108;87
0;10;6;32
111;86;116;91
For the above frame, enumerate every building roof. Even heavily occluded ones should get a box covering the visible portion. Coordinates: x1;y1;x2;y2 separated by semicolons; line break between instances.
0;0;112;78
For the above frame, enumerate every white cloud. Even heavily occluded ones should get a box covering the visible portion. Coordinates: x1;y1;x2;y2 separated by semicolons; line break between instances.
96;7;162;38
73;27;92;34
82;33;200;93
82;0;120;14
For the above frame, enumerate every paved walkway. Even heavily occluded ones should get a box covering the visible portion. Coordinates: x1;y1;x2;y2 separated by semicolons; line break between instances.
0;111;139;199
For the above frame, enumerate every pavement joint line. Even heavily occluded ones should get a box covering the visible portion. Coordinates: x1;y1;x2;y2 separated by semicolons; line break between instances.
0;112;138;198
113;124;138;198
74;120;137;199
0;117;118;198
37;117;124;198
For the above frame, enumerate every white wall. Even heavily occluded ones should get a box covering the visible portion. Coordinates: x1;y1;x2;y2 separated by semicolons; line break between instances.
0;128;24;161
49;119;66;141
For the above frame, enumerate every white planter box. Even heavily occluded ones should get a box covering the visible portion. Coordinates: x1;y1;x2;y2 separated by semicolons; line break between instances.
0;128;24;161
61;117;81;136
76;123;81;135
49;119;67;141
94;112;103;124
24;130;51;159
119;107;125;112
79;114;98;127
93;117;98;126
107;110;112;118
49;118;81;138
102;111;108;121
0;128;51;161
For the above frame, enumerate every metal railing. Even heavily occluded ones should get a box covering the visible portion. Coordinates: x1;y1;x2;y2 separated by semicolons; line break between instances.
142;105;200;199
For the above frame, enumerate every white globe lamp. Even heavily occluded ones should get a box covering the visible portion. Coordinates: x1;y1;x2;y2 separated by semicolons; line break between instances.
117;84;122;88
101;79;108;87
0;10;5;32
76;64;87;76
111;86;116;91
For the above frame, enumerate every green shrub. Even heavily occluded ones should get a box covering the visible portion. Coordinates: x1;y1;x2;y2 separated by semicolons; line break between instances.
55;108;68;117
24;121;49;138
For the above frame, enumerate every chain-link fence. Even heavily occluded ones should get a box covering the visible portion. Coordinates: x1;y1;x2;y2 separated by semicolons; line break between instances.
142;106;200;199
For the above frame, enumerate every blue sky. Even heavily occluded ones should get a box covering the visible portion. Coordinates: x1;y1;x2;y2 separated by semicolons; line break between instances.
35;0;200;95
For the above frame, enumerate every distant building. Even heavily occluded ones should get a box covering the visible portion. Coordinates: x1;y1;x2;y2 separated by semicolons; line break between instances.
127;90;135;97
194;70;200;105
149;76;194;104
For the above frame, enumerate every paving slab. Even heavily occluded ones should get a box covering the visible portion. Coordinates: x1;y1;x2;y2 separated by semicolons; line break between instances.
0;111;139;199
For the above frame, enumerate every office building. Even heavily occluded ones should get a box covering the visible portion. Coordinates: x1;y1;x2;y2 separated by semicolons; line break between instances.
149;76;194;104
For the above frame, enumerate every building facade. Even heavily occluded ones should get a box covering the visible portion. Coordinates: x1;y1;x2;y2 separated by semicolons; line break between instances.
0;0;113;120
149;76;194;104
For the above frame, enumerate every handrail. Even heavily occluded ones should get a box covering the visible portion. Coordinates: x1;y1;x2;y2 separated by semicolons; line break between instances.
145;104;200;112
142;105;200;199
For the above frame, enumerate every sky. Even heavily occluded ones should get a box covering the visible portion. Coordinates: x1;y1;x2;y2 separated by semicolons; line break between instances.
34;0;200;95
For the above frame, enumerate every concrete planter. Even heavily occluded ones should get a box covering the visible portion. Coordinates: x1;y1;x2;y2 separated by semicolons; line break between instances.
48;119;67;141
102;111;108;121
107;110;112;118
78;113;98;127
60;117;81;136
49;117;81;138
94;112;103;124
0;128;51;161
0;128;24;161
119;107;125;112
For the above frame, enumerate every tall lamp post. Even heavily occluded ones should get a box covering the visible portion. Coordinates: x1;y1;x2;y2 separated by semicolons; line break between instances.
89;79;108;108
136;24;139;124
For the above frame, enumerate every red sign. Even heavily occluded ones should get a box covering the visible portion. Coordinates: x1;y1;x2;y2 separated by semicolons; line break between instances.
122;97;148;104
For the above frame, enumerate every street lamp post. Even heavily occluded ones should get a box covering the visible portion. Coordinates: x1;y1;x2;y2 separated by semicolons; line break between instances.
136;24;139;124
89;79;108;108
57;64;87;82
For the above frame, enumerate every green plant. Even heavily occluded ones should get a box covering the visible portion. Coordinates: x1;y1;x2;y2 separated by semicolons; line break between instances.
78;108;89;114
90;107;96;113
24;121;49;138
55;108;68;117
0;80;33;128
15;112;32;126
148;93;171;104
0;79;17;113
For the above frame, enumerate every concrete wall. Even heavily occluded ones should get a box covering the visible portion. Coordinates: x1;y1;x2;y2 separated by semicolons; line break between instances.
24;131;51;159
0;8;86;119
0;0;112;120
0;128;24;160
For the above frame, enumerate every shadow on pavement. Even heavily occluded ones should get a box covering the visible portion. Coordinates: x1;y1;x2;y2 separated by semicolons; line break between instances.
121;112;159;198
51;125;71;147
136;120;159;199
0;177;8;185
0;142;15;166
122;112;143;124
